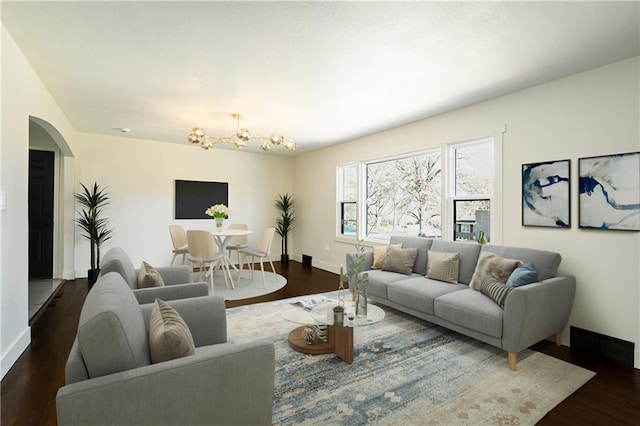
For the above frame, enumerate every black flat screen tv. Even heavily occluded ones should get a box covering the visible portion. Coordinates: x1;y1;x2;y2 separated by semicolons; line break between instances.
175;180;228;219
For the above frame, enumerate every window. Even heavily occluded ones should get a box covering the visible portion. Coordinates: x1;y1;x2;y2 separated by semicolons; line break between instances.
365;150;441;240
449;138;493;242
338;164;357;235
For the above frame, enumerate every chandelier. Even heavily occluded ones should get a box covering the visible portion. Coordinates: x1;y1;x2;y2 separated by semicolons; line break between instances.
188;114;297;151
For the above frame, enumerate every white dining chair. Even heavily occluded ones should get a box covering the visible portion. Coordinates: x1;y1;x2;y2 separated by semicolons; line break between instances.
186;230;230;292
238;227;276;288
168;224;189;265
226;223;249;266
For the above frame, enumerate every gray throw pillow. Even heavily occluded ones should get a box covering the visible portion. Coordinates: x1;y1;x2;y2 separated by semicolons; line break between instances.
426;251;460;284
382;247;419;275
470;253;522;290
479;276;513;308
138;261;165;288
148;299;195;364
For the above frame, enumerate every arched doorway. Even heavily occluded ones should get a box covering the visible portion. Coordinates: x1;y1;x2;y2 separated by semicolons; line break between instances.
28;116;73;321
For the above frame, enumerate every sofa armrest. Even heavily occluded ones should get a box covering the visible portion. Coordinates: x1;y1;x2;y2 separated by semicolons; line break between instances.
345;252;374;274
140;295;227;346
502;276;576;353
133;282;209;304
56;339;275;426
155;265;191;285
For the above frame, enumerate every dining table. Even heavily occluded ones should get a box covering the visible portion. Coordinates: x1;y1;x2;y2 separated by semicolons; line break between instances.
209;227;253;289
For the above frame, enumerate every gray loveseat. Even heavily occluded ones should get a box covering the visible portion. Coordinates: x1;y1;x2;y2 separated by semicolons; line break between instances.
347;236;576;370
100;246;209;304
56;272;276;425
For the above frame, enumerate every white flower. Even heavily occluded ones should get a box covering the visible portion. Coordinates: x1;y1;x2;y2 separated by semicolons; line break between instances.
205;204;230;219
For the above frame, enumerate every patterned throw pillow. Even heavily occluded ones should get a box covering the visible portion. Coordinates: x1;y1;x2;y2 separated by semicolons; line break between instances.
148;299;195;364
426;251;460;284
372;243;403;269
469;253;523;290
138;261;165;288
382;247;419;275
479;276;513;308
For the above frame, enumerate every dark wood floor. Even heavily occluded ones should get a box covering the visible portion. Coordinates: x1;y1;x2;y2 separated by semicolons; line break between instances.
2;261;638;425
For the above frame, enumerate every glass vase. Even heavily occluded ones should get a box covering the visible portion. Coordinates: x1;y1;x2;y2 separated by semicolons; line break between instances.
355;290;368;318
215;217;223;229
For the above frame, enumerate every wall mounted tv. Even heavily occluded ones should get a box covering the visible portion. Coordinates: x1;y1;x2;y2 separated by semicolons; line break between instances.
175;180;228;219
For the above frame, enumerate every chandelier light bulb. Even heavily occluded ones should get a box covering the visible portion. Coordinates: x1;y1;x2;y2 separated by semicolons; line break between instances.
261;141;271;151
270;133;284;145
237;128;251;142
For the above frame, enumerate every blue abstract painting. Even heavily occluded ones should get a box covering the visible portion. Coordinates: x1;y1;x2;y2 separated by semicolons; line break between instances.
579;152;640;231
522;160;570;228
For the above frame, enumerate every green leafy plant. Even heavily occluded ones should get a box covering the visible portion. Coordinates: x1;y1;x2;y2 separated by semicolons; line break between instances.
75;182;113;272
342;241;369;293
275;193;296;259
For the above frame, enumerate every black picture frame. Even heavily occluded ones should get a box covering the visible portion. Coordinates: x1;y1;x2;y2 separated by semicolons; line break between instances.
578;152;640;231
522;159;571;228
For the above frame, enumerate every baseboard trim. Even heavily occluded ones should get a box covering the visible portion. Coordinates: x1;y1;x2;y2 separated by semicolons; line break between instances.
1;326;31;379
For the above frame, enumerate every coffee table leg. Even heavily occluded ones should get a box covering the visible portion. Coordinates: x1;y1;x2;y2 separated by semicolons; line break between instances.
328;325;354;364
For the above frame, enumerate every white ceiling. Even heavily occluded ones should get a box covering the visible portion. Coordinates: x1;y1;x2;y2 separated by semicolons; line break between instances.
2;1;639;155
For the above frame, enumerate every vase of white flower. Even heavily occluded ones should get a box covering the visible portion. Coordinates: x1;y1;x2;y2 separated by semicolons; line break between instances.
205;204;230;229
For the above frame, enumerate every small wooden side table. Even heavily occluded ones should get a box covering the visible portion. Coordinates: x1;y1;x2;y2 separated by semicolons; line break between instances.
288;325;354;363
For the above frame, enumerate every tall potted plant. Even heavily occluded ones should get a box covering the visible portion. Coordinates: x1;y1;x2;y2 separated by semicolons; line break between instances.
275;193;295;264
75;182;113;286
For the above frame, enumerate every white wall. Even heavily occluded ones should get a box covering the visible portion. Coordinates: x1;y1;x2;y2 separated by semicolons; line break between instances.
293;57;640;367
74;133;294;272
1;25;78;378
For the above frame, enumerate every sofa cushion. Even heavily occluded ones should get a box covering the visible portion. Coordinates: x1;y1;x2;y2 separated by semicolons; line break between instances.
434;289;504;338
77;272;151;378
388;277;467;314
100;247;139;289
382;247;419;275
365;270;419;299
372;243;403;269
138;261;165;288
149;299;196;363
389;236;434;275
430;240;481;285
506;262;539;288
426;251;460;284
469;253;522;290
480;245;561;281
479;276;513;308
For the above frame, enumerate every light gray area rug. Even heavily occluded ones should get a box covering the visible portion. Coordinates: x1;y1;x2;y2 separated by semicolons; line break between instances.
227;292;595;425
210;269;286;300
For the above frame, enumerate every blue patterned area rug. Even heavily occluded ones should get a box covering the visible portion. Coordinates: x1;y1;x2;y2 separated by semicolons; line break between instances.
226;292;595;425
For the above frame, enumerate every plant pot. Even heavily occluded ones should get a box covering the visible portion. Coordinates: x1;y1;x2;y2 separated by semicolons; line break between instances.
87;268;100;288
281;254;289;264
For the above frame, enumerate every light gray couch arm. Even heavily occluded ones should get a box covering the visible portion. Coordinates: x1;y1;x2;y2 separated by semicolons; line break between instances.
140;295;227;346
133;282;209;304
502;276;576;353
155;265;191;285
56;339;275;426
345;252;374;274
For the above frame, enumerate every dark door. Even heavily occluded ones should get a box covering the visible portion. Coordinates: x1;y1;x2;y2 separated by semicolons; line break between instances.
29;150;55;279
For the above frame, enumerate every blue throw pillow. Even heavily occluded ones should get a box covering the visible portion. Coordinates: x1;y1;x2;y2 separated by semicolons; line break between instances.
506;262;539;288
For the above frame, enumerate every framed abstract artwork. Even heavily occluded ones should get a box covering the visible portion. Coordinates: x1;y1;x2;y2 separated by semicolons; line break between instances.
579;152;640;231
522;159;570;228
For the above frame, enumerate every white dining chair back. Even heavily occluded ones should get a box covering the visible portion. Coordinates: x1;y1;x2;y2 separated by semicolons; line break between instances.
186;230;229;292
239;227;276;288
168;225;189;265
226;223;249;265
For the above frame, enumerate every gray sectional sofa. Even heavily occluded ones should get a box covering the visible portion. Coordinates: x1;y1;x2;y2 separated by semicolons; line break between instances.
347;236;576;370
56;272;275;425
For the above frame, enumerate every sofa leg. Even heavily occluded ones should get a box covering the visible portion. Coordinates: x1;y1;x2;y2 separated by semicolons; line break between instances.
508;352;517;371
554;332;562;346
